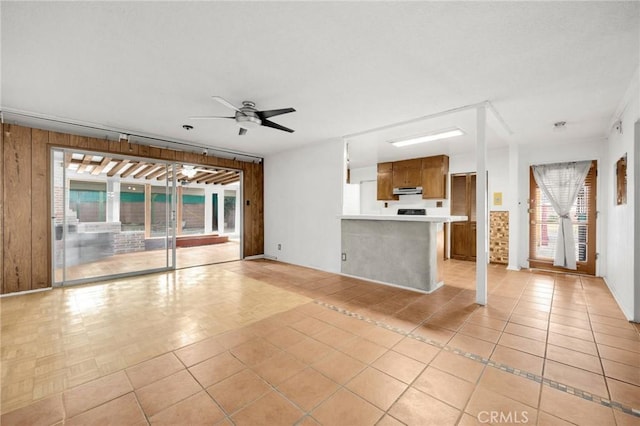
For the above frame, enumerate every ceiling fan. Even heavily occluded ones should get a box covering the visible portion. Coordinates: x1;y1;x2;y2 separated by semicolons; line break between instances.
190;96;296;135
180;165;219;178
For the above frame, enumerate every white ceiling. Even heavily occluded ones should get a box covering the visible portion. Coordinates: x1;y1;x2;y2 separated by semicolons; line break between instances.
1;2;638;159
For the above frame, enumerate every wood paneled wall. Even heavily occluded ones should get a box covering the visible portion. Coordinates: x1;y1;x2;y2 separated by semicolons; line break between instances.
0;124;264;295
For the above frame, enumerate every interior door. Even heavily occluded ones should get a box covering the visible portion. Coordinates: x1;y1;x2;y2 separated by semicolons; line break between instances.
450;173;477;261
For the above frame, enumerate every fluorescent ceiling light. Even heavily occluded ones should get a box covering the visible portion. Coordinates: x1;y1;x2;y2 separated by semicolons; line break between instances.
390;128;465;147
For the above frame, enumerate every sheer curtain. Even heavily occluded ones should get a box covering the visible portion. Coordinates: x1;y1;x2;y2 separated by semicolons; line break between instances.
532;161;591;270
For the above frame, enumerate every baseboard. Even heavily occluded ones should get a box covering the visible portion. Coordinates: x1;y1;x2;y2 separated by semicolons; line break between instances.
602;276;634;321
0;287;52;298
243;254;265;260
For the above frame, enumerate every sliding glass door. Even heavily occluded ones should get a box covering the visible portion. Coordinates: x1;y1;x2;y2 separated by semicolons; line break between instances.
52;149;176;285
51;147;242;285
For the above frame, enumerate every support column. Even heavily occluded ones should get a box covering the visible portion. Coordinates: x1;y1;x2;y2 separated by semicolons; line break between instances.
218;189;225;235
176;186;183;236
144;184;151;238
634;121;640;322
204;187;213;234
106;179;120;223
507;142;520;270
476;105;488;305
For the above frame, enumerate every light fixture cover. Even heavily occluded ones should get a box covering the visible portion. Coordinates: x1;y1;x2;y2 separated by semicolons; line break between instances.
391;128;465;147
182;165;197;178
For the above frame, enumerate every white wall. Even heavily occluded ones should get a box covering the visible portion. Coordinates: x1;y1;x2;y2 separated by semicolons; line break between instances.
264;139;344;273
603;78;638;321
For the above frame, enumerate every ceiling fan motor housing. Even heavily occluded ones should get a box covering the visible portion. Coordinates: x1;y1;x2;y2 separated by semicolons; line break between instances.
236;109;262;129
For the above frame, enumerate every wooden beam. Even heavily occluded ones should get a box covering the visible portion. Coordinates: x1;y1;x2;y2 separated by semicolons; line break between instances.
76;155;92;174
133;164;157;179
91;157;112;175
64;152;73;168
188;171;211;183
145;165;168;180
120;162;146;179
220;175;241;185
107;159;130;177
196;172;223;184
209;171;238;184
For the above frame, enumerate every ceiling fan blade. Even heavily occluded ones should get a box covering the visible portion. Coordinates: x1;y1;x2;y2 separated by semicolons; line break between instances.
261;119;294;133
189;116;235;120
257;108;296;120
212;96;241;112
239;128;248;136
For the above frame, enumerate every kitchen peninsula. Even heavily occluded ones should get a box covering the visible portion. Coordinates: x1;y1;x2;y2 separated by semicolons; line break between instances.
340;214;466;293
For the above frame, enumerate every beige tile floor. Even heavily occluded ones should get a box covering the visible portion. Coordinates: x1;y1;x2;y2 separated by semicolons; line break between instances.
1;259;639;425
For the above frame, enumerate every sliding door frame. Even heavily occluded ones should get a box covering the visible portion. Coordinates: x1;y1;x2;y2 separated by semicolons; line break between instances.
50;147;244;287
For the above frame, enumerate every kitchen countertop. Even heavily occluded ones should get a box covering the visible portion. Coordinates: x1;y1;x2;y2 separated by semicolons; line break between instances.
340;214;467;222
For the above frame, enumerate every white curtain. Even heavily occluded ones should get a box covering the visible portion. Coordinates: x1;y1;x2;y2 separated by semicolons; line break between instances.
532;161;591;270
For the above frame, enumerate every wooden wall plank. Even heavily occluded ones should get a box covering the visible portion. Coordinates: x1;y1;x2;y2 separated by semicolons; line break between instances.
148;147;161;159
70;134;86;148
243;162;264;257
49;131;70;147
0;125;4;291
160;149;175;161
31;129;50;288
3;125;33;293
243;165;253;257
90;137;109;153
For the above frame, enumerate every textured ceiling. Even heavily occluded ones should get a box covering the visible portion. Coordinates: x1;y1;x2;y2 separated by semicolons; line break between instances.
1;2;638;158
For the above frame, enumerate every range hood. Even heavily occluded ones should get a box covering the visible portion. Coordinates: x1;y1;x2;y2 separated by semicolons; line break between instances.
393;186;423;195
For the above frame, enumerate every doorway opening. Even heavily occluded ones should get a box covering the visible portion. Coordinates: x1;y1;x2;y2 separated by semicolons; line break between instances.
528;161;597;275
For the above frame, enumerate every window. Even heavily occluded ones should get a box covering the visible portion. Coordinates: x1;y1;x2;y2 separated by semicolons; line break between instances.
69;180;107;222
529;161;597;275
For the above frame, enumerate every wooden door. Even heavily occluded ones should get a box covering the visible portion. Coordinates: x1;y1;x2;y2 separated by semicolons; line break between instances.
528;161;597;275
450;173;477;261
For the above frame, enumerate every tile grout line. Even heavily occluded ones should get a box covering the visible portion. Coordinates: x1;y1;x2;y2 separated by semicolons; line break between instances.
313;300;640;419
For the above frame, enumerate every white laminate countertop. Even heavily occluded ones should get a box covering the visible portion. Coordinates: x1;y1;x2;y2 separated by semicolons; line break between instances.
340;215;467;222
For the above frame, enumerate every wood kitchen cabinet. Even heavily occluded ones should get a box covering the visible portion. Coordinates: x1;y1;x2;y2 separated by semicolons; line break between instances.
421;155;449;199
392;159;422;187
377;162;398;200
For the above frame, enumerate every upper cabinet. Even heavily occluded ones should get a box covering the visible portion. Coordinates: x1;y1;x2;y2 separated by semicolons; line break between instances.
421;155;449;199
377;162;398;201
392;159;422;188
376;155;449;200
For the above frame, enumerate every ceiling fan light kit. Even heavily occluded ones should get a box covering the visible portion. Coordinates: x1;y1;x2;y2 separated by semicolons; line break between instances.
190;96;296;135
